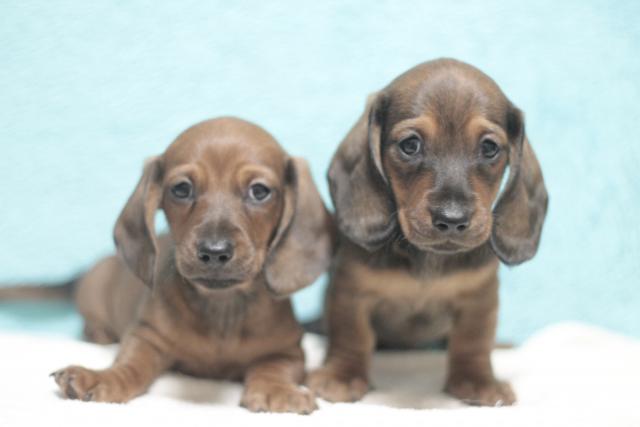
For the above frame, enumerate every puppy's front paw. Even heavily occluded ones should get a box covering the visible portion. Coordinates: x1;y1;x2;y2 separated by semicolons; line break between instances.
51;366;130;403
445;378;516;406
241;384;317;414
306;367;369;402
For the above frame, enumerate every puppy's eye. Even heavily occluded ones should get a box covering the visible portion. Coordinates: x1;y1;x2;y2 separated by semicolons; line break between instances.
481;138;500;159
399;137;422;156
171;182;193;199
249;183;271;202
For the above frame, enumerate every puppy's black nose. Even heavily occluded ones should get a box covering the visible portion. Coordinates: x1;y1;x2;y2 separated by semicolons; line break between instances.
197;239;234;265
431;205;471;233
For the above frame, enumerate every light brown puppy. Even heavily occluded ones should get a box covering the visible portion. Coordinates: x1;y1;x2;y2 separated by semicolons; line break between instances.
41;117;332;413
307;59;548;406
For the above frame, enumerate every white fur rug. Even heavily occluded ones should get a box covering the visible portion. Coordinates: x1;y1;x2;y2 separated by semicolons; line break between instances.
0;322;638;427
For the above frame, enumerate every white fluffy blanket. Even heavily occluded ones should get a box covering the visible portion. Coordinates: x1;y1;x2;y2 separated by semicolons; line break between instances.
0;323;638;427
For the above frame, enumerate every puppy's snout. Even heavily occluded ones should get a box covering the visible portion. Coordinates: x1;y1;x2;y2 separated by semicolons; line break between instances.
430;204;472;233
197;239;234;265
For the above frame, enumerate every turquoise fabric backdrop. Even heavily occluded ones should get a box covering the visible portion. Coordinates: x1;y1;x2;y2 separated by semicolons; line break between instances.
1;1;639;342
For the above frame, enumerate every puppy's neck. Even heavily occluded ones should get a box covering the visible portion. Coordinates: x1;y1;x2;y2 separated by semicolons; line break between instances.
155;247;258;336
172;277;258;336
370;238;496;278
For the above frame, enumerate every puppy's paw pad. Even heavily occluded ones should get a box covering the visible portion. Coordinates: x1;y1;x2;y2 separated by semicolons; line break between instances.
51;366;100;401
241;385;317;414
445;379;516;406
51;366;129;403
306;368;369;403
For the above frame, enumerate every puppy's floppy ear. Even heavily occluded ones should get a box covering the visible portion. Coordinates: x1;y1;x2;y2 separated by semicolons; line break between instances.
113;156;164;285
328;92;396;251
264;158;334;297
491;107;549;265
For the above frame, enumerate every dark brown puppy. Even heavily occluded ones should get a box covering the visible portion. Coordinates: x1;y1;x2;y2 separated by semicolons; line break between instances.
49;117;333;413
307;58;548;406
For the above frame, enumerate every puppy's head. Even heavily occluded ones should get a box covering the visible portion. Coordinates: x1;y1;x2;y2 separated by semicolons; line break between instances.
329;59;548;265
114;117;332;296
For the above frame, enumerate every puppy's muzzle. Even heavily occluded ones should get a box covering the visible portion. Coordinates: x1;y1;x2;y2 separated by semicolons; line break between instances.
190;237;249;289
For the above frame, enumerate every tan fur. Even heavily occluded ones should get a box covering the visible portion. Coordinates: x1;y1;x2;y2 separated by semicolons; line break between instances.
308;59;548;407
48;117;333;414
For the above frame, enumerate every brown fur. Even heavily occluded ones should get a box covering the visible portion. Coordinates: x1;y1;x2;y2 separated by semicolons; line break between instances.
307;59;548;406
43;117;333;413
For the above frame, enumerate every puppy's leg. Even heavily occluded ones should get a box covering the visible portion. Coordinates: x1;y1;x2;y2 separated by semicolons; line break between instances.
82;316;118;345
444;278;516;406
52;327;172;403
307;287;374;402
241;347;317;414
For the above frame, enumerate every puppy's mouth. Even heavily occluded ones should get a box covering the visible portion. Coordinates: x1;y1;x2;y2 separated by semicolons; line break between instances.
425;241;468;255
406;227;473;254
190;277;245;291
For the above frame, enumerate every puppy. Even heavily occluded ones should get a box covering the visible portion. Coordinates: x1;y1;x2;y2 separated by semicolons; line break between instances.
36;117;331;413
307;59;548;406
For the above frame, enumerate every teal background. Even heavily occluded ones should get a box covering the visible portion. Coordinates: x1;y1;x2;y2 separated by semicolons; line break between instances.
1;1;639;342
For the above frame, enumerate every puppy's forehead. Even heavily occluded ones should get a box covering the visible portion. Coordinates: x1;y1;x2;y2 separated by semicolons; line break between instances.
164;117;287;172
386;59;510;126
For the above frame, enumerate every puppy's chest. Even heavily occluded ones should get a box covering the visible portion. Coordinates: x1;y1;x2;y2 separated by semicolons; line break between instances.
168;299;300;380
362;268;454;346
355;257;497;346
